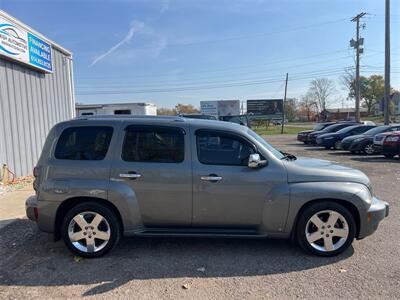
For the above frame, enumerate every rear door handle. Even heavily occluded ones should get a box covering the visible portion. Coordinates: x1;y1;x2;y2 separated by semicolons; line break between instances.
119;173;141;179
201;174;222;182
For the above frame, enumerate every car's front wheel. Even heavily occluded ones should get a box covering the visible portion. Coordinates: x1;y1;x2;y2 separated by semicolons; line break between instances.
61;202;121;258
296;201;356;256
363;143;375;155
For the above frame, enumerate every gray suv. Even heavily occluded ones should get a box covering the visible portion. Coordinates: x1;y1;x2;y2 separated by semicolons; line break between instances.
26;116;388;258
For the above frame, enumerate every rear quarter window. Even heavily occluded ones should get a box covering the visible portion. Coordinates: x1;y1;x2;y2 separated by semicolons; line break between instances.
54;126;113;160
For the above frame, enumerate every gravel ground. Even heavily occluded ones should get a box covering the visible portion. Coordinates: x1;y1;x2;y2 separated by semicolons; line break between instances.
0;135;399;299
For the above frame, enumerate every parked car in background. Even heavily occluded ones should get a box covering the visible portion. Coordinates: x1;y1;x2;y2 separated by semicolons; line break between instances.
271;119;288;125
181;114;217;120
307;122;358;145
297;122;335;144
342;125;400;155
373;131;397;156
219;115;251;128
316;125;376;150
26;115;388;258
381;131;400;158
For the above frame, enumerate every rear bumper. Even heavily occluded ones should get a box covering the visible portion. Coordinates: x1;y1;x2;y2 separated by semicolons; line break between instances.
358;197;389;239
25;196;58;233
25;195;38;222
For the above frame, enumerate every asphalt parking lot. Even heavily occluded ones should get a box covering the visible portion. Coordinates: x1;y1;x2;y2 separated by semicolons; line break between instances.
0;134;399;299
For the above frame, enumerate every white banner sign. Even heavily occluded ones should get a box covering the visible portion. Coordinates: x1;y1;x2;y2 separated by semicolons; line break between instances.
0;14;53;72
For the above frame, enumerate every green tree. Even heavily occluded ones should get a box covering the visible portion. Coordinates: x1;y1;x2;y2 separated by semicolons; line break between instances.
362;75;385;114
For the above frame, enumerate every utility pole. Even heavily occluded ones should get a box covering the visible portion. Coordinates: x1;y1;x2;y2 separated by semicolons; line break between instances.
384;0;391;125
351;12;366;123
281;73;288;134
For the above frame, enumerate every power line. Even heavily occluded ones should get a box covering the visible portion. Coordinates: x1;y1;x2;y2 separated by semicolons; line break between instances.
77;49;350;81
76;68;348;95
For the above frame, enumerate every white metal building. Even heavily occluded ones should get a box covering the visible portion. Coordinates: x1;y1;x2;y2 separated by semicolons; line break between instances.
0;10;75;177
76;102;157;116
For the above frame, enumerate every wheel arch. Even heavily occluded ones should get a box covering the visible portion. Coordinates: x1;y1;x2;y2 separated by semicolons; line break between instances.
54;197;124;241
290;198;361;242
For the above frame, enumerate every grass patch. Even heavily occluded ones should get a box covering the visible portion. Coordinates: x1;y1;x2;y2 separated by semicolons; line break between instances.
253;125;310;135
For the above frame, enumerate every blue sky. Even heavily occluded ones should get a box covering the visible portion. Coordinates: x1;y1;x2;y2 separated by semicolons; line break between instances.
1;0;399;108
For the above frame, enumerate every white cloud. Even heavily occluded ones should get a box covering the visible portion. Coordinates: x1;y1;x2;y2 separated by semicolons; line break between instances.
89;21;145;67
160;0;171;15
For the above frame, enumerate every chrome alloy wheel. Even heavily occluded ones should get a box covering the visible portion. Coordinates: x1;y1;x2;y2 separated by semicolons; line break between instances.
68;211;111;253
305;210;349;252
364;143;375;155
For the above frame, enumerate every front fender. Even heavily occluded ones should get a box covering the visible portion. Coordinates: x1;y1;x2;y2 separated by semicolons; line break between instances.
284;181;371;233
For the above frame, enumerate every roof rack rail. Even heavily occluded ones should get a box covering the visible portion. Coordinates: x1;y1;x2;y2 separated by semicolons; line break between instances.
75;115;185;121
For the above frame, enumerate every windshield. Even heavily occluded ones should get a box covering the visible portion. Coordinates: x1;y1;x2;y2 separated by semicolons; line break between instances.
314;123;331;131
247;129;284;159
363;126;389;135
336;125;360;134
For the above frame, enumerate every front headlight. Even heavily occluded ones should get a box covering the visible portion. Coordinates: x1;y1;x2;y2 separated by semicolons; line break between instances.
356;185;373;204
353;138;364;143
386;136;399;142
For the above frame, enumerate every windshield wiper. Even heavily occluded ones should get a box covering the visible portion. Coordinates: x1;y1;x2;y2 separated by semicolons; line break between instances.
280;151;297;161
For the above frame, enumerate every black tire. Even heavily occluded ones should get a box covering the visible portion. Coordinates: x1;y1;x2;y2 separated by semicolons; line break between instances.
334;141;341;150
61;202;121;258
296;201;356;257
363;143;375;155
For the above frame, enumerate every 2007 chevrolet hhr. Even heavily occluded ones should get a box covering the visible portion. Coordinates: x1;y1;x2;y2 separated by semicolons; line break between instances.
26;116;389;257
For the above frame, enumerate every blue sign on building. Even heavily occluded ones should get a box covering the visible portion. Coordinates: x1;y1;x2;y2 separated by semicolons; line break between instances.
28;33;52;72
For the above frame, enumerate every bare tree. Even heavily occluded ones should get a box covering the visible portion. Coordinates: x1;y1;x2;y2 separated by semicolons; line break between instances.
308;78;336;112
299;92;317;121
175;103;200;114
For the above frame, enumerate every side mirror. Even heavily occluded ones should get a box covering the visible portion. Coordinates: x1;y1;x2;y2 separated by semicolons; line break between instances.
248;153;267;168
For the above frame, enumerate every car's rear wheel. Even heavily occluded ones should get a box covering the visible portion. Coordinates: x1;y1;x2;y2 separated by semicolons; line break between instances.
363;143;375;155
61;202;121;258
296;201;356;256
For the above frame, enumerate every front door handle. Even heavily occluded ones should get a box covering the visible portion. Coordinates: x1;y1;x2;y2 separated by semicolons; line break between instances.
201;174;222;182
119;172;141;179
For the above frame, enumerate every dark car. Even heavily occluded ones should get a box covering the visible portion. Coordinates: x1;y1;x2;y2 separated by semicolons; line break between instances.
181;114;217;120
308;122;358;145
342;125;400;154
219;115;251;128
381;131;400;158
316;125;376;150
297;122;335;144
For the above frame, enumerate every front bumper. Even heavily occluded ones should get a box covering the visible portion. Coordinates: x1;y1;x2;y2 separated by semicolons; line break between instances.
358;197;389;239
382;144;399;156
297;135;308;142
341;140;353;151
373;144;383;154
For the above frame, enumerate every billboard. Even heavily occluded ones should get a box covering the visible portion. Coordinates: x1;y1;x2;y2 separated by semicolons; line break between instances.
246;99;283;120
200;100;240;117
0;14;53;72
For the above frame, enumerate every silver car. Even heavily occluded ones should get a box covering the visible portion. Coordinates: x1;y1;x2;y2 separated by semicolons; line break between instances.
26;116;388;258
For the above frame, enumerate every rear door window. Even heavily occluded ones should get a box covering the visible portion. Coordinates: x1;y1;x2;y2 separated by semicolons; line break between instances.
55;126;113;160
122;126;184;163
